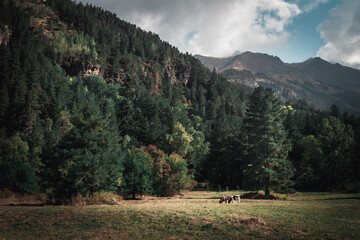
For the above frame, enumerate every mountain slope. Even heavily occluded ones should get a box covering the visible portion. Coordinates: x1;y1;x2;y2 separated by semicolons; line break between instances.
196;52;360;114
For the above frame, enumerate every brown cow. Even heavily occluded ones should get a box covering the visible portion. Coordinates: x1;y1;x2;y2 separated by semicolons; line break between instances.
219;195;232;203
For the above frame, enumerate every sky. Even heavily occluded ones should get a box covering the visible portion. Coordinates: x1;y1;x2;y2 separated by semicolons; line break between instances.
78;0;360;69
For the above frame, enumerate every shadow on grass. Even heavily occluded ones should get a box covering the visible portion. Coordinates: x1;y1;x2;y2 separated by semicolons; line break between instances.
6;203;46;207
322;197;360;201
123;197;143;201
205;196;224;199
204;192;277;200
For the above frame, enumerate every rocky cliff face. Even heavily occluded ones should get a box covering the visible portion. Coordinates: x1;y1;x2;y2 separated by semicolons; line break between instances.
0;24;11;46
196;52;360;114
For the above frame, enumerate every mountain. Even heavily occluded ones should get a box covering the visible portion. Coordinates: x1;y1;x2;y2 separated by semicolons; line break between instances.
196;52;360;114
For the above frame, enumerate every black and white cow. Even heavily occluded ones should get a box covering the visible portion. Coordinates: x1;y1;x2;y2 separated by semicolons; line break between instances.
232;195;241;203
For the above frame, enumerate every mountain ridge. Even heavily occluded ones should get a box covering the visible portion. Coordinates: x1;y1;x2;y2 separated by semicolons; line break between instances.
196;52;360;115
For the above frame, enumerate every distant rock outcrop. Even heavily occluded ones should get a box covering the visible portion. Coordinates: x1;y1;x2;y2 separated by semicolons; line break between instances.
0;24;11;46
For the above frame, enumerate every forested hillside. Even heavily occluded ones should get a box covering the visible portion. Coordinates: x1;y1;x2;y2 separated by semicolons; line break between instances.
1;0;359;203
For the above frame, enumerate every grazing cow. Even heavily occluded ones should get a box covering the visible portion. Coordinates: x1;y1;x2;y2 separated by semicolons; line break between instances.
219;195;231;203
232;195;241;203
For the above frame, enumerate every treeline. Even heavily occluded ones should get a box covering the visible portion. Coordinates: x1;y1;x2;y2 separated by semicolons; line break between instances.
0;0;359;202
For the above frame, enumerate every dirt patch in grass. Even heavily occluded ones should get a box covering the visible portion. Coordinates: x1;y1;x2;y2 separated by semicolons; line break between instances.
225;213;266;228
238;217;265;226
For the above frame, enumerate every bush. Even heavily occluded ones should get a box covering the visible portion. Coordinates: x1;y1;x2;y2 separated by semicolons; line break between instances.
345;180;360;193
139;145;196;196
0;133;38;194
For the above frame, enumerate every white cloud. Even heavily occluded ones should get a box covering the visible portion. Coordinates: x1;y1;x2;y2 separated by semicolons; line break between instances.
316;0;360;69
79;0;301;57
302;0;329;12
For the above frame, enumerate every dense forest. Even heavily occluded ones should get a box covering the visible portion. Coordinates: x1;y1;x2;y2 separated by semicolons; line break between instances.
1;0;359;203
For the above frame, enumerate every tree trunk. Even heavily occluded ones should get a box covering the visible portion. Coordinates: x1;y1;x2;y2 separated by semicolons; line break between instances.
265;188;270;198
132;192;136;199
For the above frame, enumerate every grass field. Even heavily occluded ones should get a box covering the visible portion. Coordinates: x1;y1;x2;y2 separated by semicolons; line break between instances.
0;191;359;239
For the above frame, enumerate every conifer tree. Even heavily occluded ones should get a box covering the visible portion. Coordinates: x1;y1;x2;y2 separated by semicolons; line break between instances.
317;117;354;189
243;87;294;197
202;112;242;188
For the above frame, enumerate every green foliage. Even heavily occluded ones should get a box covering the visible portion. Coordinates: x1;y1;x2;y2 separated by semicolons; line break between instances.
201;112;242;188
118;149;153;199
139;145;170;196
166;123;209;165
185;127;210;167
297;135;324;188
166;123;194;157
0;133;38;193
317;117;355;190
50;31;97;67
140;145;195;196
166;153;196;194
243;87;294;196
44;76;123;202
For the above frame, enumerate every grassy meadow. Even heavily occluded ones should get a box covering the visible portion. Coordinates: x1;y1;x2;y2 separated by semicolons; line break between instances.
0;191;359;239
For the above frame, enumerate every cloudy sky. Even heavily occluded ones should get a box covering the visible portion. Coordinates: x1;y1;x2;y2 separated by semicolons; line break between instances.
78;0;360;69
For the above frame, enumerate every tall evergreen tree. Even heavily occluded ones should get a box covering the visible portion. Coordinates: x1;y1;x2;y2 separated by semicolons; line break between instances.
242;87;294;197
296;135;324;189
317;117;354;190
201;112;241;188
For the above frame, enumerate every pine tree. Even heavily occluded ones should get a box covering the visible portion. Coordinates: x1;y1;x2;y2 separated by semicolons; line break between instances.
202;112;241;188
243;87;294;197
297;135;324;189
317;117;354;190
